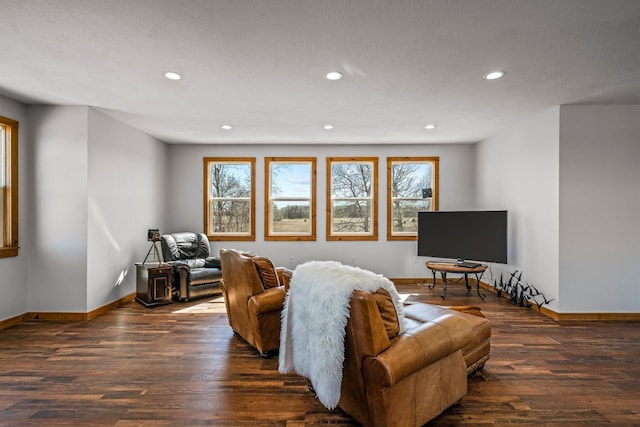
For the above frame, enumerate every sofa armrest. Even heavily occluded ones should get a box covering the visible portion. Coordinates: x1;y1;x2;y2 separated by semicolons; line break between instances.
276;267;293;290
363;314;472;387
248;286;286;316
164;261;186;280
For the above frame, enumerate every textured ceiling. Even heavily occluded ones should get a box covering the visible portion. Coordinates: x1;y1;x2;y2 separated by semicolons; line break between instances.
1;0;640;144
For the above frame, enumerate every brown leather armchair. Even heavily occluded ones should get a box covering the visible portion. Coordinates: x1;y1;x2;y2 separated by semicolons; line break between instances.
339;289;473;427
219;248;291;356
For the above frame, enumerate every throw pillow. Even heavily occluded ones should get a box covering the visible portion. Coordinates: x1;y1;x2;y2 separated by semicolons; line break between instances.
252;256;280;289
373;288;400;338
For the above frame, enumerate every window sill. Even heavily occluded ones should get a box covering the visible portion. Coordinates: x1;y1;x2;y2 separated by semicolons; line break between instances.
0;246;19;258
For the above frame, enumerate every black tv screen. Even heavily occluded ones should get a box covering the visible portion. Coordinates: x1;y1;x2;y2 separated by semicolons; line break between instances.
417;210;508;264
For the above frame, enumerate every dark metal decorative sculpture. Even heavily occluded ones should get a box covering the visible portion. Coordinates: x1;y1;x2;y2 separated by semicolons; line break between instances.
491;269;554;309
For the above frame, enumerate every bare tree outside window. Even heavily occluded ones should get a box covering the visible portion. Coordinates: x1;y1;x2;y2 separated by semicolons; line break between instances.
204;158;255;241
265;158;316;241
387;157;439;240
327;157;378;241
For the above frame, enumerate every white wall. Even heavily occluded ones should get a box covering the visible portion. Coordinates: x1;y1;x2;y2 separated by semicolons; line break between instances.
475;108;561;312
86;108;168;311
0;95;29;321
559;105;640;313
7;98;633;319
166;143;476;278
27;106;89;312
22;105;168;315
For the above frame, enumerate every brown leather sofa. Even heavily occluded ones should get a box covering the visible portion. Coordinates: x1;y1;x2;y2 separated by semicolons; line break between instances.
219;248;291;356
339;289;476;427
404;303;491;375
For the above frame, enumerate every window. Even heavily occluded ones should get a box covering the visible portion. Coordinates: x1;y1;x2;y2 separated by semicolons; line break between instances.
203;157;255;241
327;157;378;241
0;115;18;258
387;157;439;240
265;157;316;241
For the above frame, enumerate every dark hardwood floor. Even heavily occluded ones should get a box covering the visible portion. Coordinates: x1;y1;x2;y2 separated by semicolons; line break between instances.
1;281;639;426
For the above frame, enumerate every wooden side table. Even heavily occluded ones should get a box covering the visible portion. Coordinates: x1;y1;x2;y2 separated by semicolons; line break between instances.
425;261;487;300
135;263;172;308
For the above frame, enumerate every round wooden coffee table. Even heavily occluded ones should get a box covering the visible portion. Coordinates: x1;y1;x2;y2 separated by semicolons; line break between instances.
425;261;487;300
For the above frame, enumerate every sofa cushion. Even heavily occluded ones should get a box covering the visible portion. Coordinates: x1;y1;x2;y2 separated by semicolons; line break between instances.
161;232;210;261
373;288;400;338
252;256;280;289
190;268;223;286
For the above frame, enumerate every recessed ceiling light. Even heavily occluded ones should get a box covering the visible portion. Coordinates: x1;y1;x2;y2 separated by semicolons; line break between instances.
323;124;334;130
424;124;437;130
220;124;232;130
483;71;505;80
325;71;343;81
164;71;182;80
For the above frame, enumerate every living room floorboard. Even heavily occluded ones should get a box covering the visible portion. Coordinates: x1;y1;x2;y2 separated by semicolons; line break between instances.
0;282;639;426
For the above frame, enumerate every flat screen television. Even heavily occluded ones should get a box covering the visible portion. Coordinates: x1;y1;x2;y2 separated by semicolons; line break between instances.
417;210;508;264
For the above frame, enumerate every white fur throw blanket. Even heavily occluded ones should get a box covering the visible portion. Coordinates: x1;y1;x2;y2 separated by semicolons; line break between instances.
278;260;406;409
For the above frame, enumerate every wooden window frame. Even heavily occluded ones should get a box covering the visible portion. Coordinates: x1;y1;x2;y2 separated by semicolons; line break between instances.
326;157;378;241
0;115;18;258
203;157;256;241
264;157;317;241
386;156;439;241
